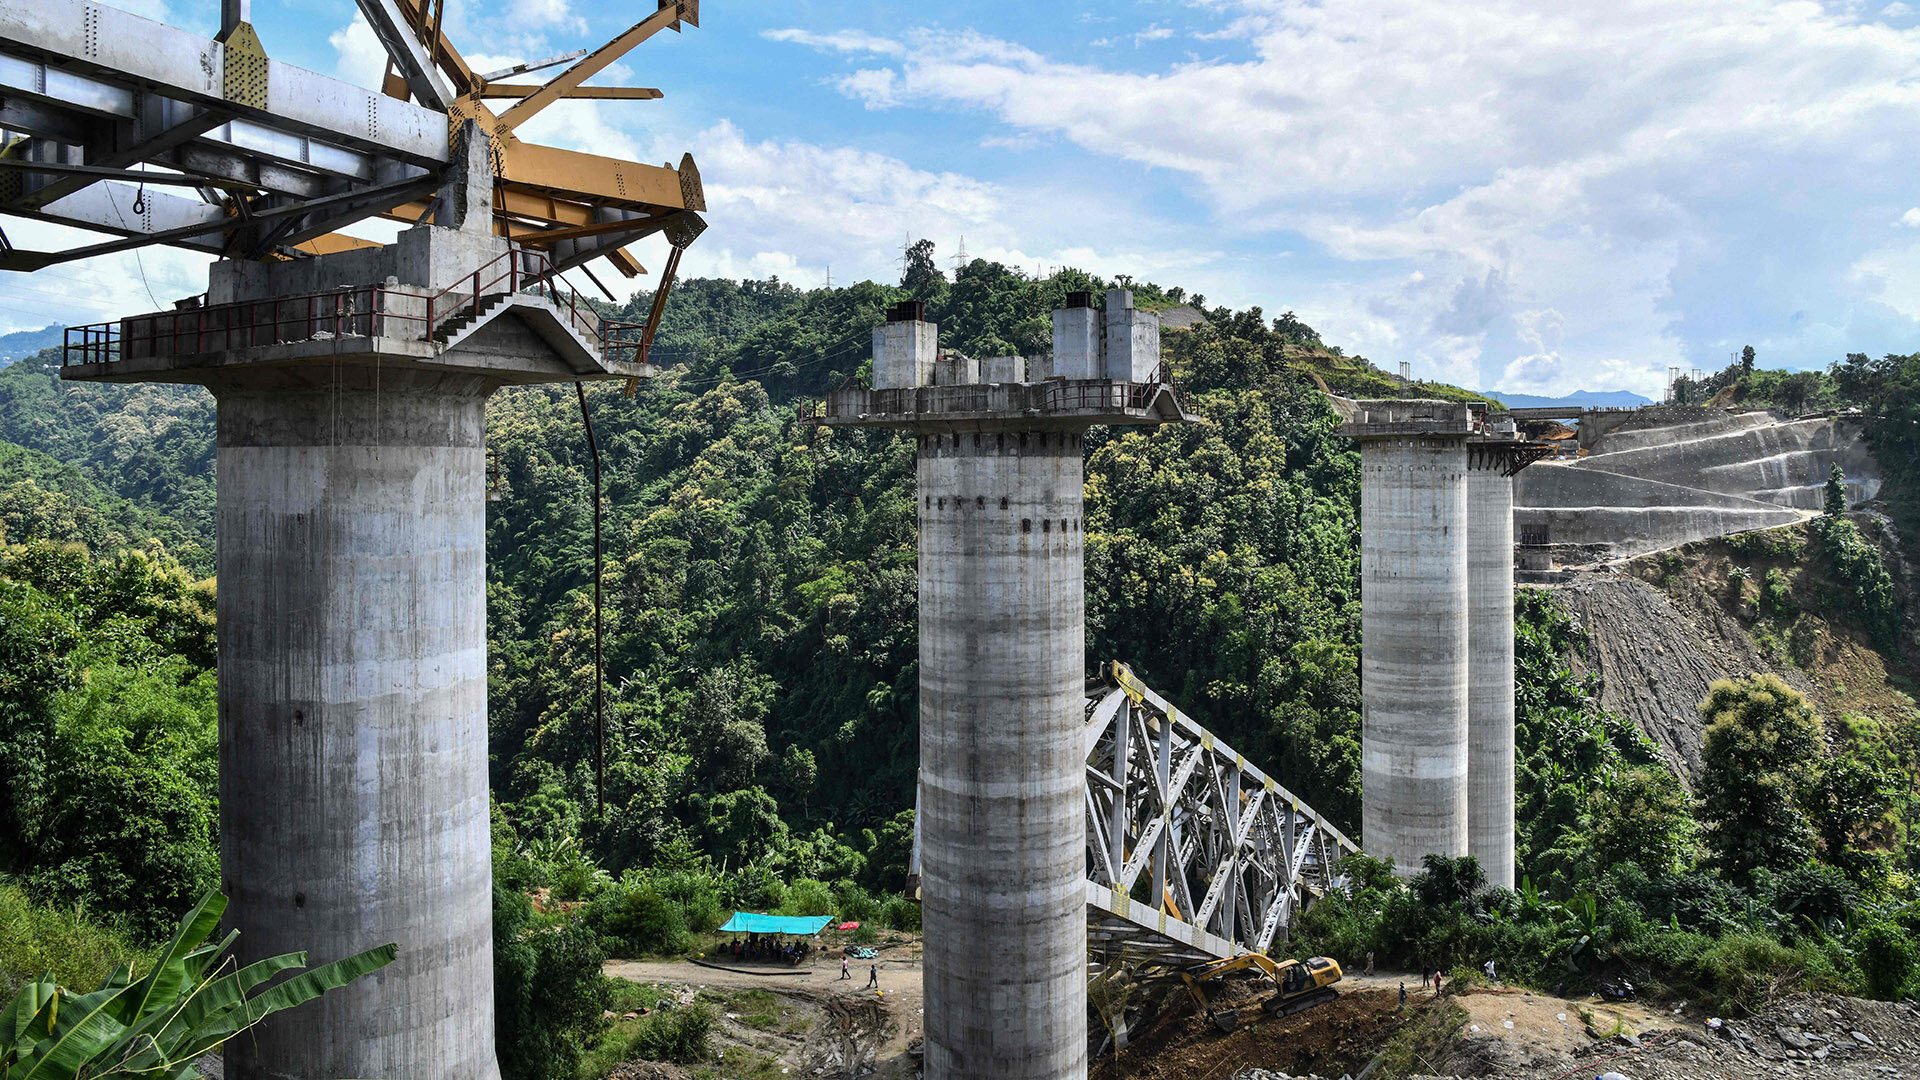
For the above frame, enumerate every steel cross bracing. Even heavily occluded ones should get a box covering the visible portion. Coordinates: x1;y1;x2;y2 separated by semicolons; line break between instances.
906;662;1360;977
0;0;706;283
1082;662;1358;976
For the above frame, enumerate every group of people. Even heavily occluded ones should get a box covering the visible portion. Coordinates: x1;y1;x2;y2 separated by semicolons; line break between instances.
1394;960;1498;1010
839;955;880;987
723;934;812;966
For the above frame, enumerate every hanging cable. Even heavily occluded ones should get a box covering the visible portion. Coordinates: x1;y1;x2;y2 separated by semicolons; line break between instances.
575;380;606;815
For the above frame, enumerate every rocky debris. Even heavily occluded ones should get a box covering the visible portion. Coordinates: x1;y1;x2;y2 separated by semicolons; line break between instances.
603;1063;695;1080
1502;993;1920;1080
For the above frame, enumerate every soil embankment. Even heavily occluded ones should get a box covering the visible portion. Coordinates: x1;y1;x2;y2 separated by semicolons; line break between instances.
603;937;925;1079
1545;519;1919;783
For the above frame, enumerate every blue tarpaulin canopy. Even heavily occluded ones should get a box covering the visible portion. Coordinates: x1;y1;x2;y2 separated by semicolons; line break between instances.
719;912;834;935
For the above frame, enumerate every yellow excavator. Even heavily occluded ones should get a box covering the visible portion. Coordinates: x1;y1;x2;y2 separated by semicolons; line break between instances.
1180;954;1343;1033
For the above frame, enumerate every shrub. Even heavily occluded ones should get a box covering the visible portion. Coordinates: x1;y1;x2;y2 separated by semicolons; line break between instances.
1761;568;1794;616
624;1003;713;1064
1854;922;1918;1000
880;895;921;932
834;882;882;925
653;869;726;935
495;885;610;1080
779;878;835;917
587;884;692;957
1692;932;1838;1016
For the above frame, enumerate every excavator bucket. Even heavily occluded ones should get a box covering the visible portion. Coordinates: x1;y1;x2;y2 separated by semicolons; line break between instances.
1210;1008;1240;1034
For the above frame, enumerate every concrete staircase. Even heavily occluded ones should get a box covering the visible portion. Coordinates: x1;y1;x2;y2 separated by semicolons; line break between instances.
431;291;610;375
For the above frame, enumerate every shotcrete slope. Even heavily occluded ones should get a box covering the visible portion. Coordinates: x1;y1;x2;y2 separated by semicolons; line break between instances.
1516;408;1877;560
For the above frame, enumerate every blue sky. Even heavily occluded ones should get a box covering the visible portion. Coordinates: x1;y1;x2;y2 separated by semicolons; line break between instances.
6;0;1920;397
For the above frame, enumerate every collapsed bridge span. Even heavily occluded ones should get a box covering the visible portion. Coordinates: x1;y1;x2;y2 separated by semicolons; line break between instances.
909;662;1359;976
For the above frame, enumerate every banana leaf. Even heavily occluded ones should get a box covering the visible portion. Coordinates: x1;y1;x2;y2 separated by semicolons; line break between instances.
166;943;398;1061
117;892;228;1027
0;890;397;1080
114;953;311;1073
9;984;134;1080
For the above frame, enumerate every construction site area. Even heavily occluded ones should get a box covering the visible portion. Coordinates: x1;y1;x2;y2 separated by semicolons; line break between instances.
1;1;1918;1080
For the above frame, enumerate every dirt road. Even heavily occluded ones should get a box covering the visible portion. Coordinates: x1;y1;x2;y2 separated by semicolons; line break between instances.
605;944;926;1079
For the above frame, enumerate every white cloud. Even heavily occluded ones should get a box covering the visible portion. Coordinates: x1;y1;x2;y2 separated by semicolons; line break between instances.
1885;2;1914;16
1900;207;1920;227
1852;240;1920;320
761;28;905;57
588;121;1224;306
836;69;900;109
0;219;210;335
328;14;388;90
510;0;585;35
756;0;1920;391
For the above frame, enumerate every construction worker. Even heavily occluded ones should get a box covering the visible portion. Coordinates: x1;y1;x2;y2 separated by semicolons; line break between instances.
1365;950;1375;976
841;956;851;980
1398;983;1408;1011
867;963;880;989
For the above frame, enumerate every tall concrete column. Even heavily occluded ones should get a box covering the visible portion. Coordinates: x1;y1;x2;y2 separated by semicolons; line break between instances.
1466;457;1516;891
823;298;1188;1079
1353;426;1471;872
214;369;499;1080
918;428;1087;1080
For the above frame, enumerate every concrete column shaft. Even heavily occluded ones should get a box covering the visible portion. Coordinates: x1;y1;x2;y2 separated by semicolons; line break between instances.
214;372;499;1080
917;428;1087;1080
1467;463;1516;890
1360;436;1470;874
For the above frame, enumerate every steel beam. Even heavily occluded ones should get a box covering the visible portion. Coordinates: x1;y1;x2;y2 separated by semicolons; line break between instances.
353;0;451;110
0;0;448;166
1079;663;1358;978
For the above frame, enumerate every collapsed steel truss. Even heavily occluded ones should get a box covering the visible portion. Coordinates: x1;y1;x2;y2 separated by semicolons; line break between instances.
907;661;1359;975
1083;662;1358;975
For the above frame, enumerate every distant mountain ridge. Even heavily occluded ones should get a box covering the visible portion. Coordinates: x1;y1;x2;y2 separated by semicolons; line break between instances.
1483;388;1654;410
0;324;63;365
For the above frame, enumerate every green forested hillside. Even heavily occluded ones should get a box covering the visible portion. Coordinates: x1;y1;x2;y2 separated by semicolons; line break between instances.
3;259;1919;1078
0;355;214;572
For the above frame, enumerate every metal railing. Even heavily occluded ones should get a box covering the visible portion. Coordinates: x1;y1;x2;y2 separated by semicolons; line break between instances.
61;243;646;368
816;361;1185;423
64;285;421;367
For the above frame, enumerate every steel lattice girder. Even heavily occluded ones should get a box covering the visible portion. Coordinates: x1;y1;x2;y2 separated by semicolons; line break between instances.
1081;662;1359;974
0;0;447;165
904;661;1361;980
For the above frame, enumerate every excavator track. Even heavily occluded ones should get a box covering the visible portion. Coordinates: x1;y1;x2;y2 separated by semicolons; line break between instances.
1263;987;1338;1019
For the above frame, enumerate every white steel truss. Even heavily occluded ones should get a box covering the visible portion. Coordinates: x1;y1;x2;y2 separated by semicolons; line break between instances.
1083;662;1358;974
907;661;1359;976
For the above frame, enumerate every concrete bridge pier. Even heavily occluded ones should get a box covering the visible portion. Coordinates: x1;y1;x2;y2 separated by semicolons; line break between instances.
1467;440;1517;891
1347;412;1472;872
59;130;656;1078
819;290;1191;1079
1341;402;1543;882
215;370;498;1080
918;426;1088;1080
